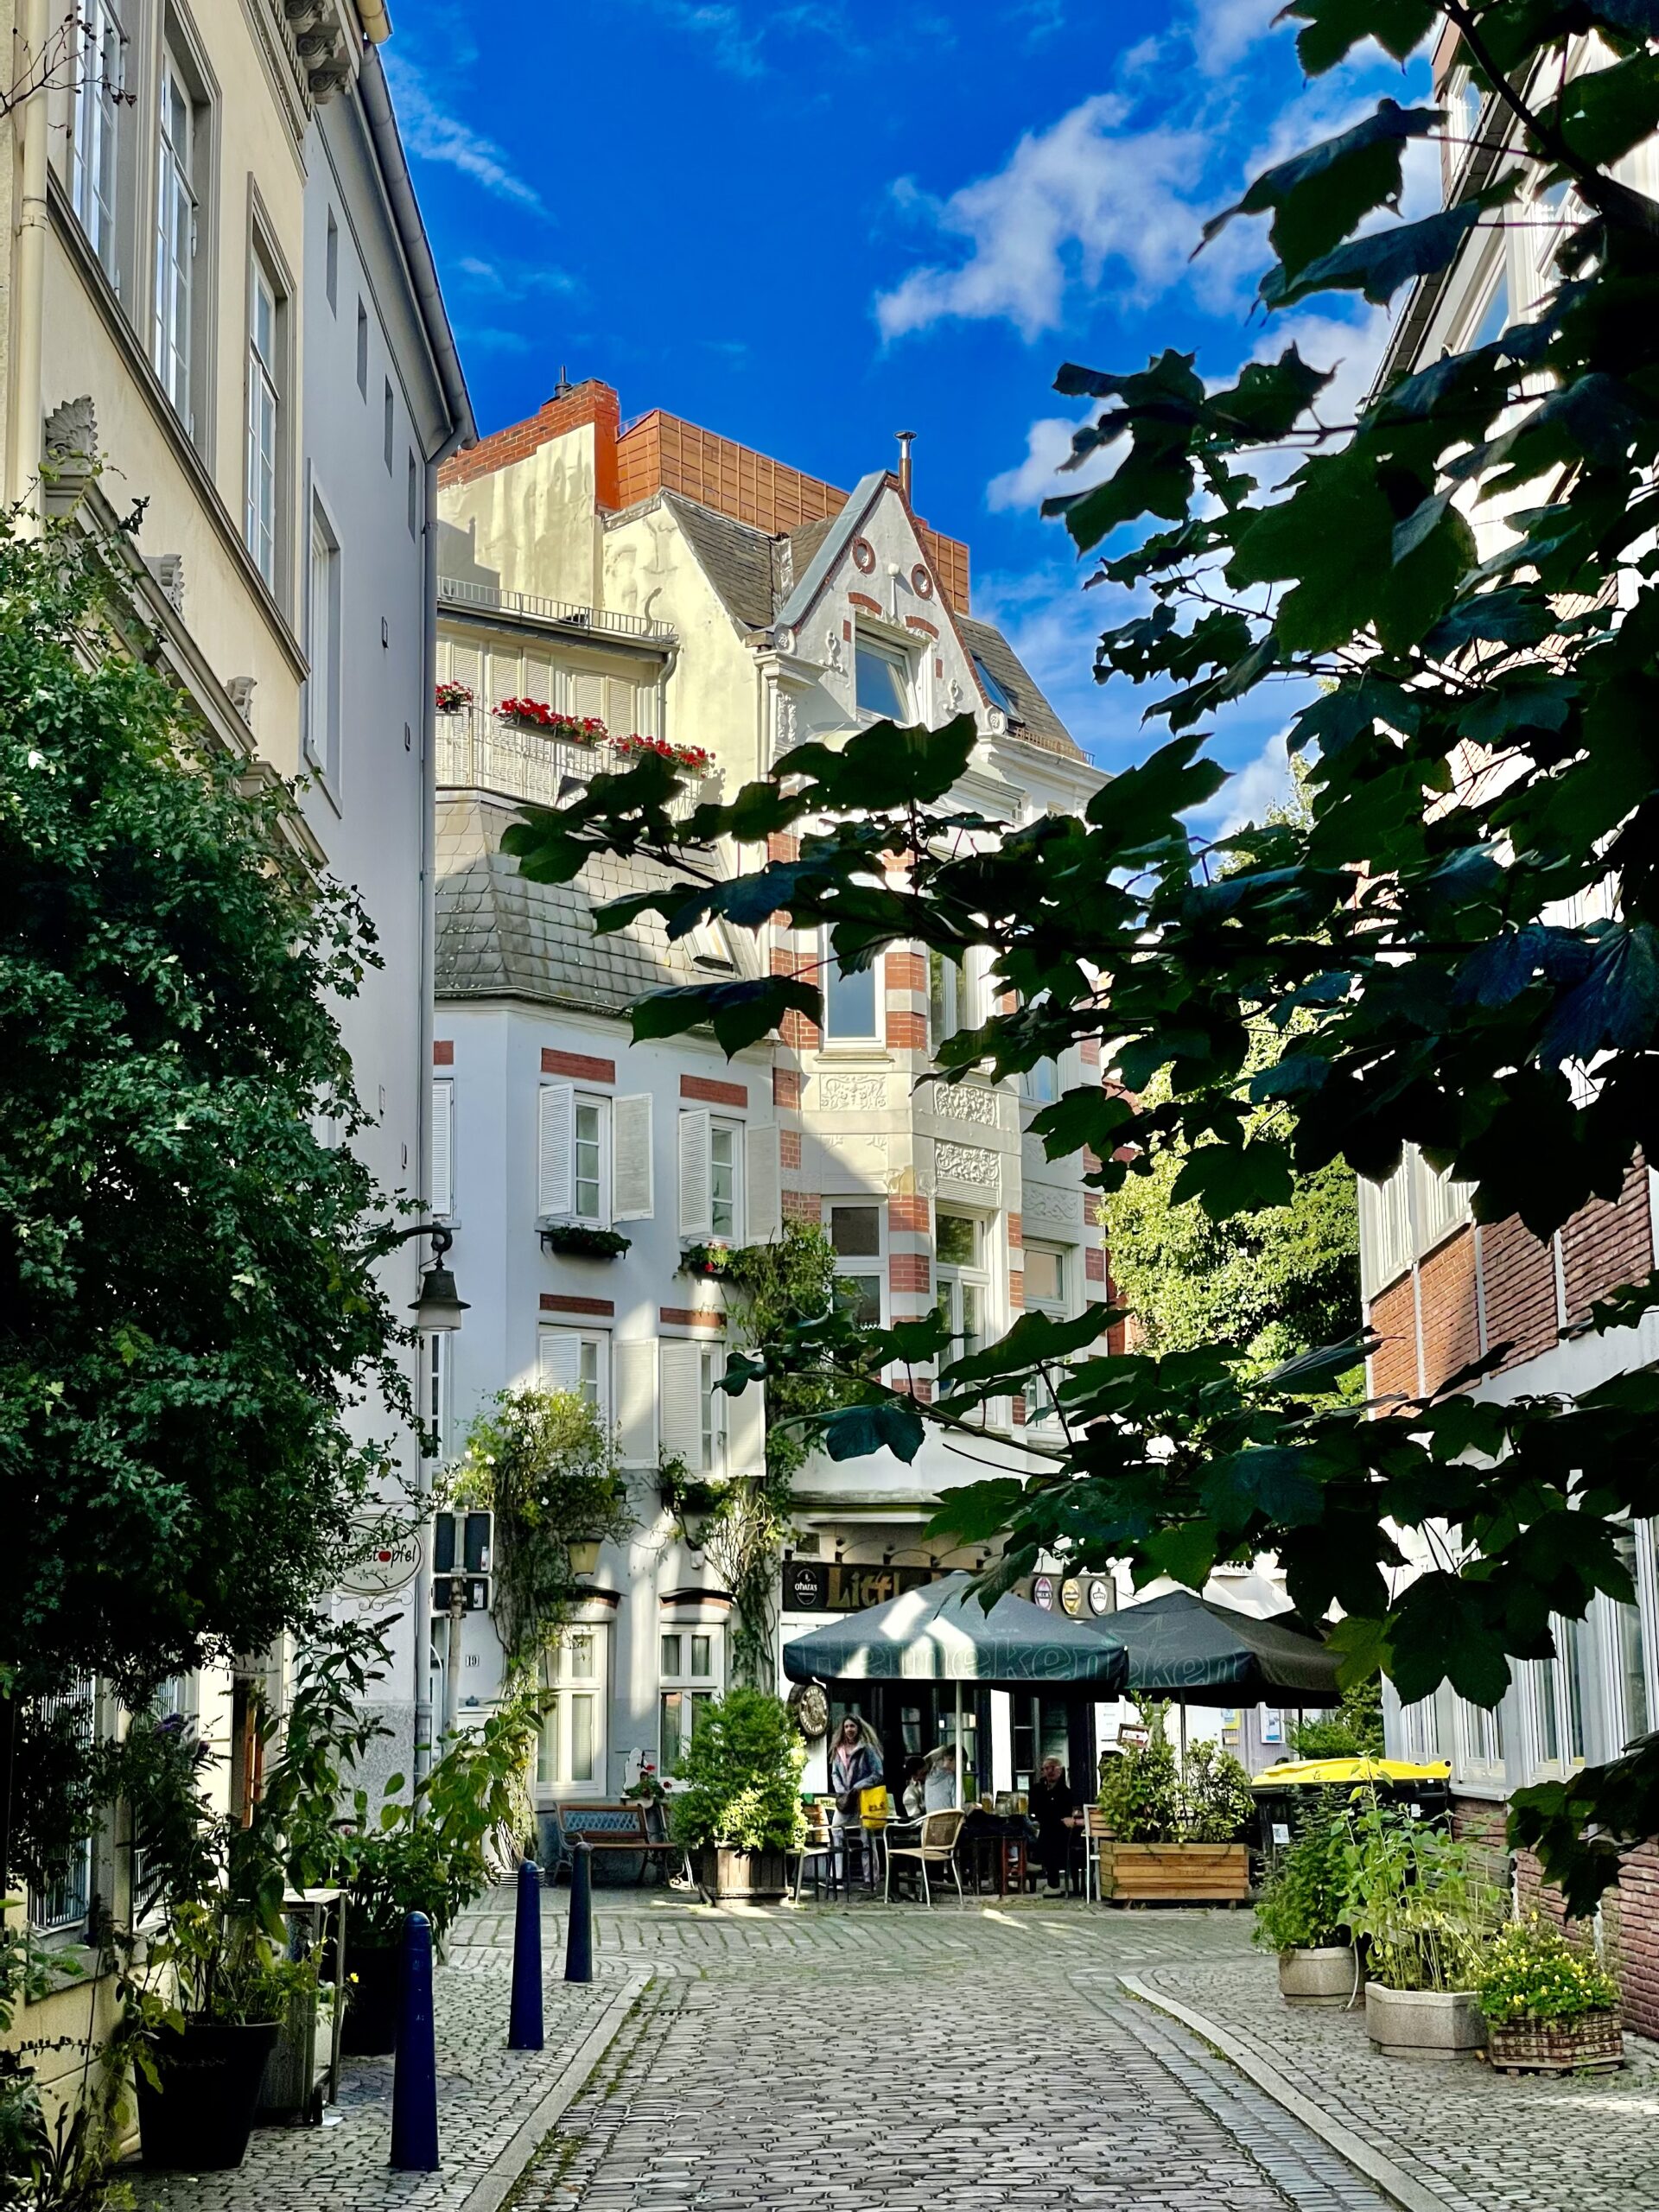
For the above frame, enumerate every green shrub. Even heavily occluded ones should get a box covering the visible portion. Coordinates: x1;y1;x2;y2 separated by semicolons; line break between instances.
1475;1915;1619;2025
667;1688;805;1854
1097;1707;1255;1844
1338;1792;1501;1992
1254;1796;1350;1952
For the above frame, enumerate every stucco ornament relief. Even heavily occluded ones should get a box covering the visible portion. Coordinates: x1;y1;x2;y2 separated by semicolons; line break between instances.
819;1072;887;1113
928;1083;998;1128
824;629;846;677
947;676;965;713
935;1141;1000;1188
774;692;797;750
1026;1183;1084;1229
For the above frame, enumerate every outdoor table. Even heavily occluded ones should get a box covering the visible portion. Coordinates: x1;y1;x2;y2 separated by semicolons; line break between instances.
957;1809;1033;1898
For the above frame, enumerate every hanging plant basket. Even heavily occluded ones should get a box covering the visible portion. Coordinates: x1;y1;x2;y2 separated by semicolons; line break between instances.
541;1222;631;1260
677;1242;728;1279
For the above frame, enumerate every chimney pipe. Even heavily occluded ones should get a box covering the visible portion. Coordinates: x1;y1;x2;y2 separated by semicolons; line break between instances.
896;429;915;501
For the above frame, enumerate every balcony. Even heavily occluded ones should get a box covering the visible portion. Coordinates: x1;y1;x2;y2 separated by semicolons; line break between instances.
438;574;675;648
435;705;715;817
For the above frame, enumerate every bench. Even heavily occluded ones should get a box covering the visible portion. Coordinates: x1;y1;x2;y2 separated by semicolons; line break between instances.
551;1802;682;1885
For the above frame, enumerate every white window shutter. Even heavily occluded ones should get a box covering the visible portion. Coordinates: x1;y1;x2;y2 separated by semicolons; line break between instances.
678;1109;712;1239
538;1329;582;1395
537;1082;575;1217
430;1077;454;1217
613;1094;654;1220
659;1339;705;1467
605;675;636;735
614;1339;658;1466
573;667;604;721
745;1122;780;1244
726;1357;766;1475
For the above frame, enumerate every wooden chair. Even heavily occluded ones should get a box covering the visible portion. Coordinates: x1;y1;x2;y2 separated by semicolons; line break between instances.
883;1808;966;1907
1084;1803;1112;1904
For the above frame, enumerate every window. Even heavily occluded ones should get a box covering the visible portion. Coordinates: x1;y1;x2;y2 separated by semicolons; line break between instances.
677;1109;739;1243
537;1630;607;1797
1559;1614;1588;1763
540;1084;616;1225
574;1098;606;1224
1611;1527;1653;1745
658;1337;728;1472
1020;1057;1058;1105
830;1203;882;1325
1529;1660;1560;1768
324;208;338;312
1023;1243;1068;1424
72;0;125;280
423;1330;450;1462
659;1628;721;1775
430;1076;454;1218
973;653;1017;716
1398;1695;1440;1766
1456;1695;1504;1777
407;449;419;538
245;257;280;589
383;378;394;469
936;1212;988;1372
540;1327;608;1420
355;298;368;395
1469;259;1510;352
855;636;911;721
821;936;878;1041
304;501;340;776
29;1676;95;1934
698;1346;725;1472
709;1119;741;1241
928;950;977;1054
152;48;198;423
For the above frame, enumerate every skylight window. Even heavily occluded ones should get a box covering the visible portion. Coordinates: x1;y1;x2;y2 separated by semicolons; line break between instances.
973;654;1017;715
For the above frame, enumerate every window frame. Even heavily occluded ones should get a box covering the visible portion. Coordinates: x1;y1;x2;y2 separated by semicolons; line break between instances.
709;1116;743;1243
819;929;880;1043
539;1325;610;1425
383;377;395;471
302;491;341;782
830;1201;884;1327
152;36;203;433
935;1211;990;1376
537;1627;609;1802
29;1675;97;1937
243;219;291;603
355;296;369;397
658;1624;724;1776
324;205;338;313
698;1344;727;1474
572;1093;611;1229
72;0;127;286
854;632;913;724
423;1328;450;1465
1021;1240;1071;1427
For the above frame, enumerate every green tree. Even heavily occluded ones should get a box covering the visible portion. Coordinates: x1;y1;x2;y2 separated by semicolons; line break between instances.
1;517;410;1875
504;2;1659;1904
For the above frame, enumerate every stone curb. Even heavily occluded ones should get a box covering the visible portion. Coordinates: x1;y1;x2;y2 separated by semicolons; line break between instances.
1118;1973;1455;2212
459;1971;649;2212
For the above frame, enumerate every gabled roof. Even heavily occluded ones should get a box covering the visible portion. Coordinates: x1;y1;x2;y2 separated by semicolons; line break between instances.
957;614;1084;763
435;795;758;1013
659;493;776;632
774;470;887;633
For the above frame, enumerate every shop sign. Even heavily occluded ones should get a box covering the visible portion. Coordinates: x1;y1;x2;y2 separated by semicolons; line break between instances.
1031;1573;1055;1611
1059;1578;1084;1618
1087;1577;1113;1616
779;1560;942;1613
338;1527;424;1598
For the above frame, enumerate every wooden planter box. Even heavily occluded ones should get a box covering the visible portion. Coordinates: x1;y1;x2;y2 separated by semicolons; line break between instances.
1098;1841;1250;1904
697;1846;790;1903
1487;2008;1624;2074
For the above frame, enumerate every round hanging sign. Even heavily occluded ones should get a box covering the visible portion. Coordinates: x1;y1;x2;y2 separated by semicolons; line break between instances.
1060;1578;1084;1618
1032;1573;1055;1611
788;1681;830;1741
338;1527;424;1598
1088;1578;1113;1616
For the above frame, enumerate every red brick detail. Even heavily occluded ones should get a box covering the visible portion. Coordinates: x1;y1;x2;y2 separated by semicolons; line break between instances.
886;950;926;993
1084;1248;1106;1282
1481;1214;1559;1370
782;1190;822;1226
1418;1226;1479;1395
540;1293;615;1318
780;1128;802;1169
888;1194;931;1236
886;1010;927;1050
1598;1836;1659;2038
773;1067;803;1109
893;1376;934;1403
934;658;944;679
767;832;800;863
849;591;882;615
1448;1795;1510;1891
905;616;939;639
1009;1270;1026;1310
682;1073;747;1109
1366;1275;1418;1402
1011;1395;1027;1427
889;1252;932;1295
1007;1213;1023;1249
659;1306;724;1331
1079;1038;1101;1067
1082;1147;1102;1174
433;1039;454;1065
440;379;620;506
782;1008;821;1051
543;1047;615;1084
1560;1154;1651;1325
842;619;852;642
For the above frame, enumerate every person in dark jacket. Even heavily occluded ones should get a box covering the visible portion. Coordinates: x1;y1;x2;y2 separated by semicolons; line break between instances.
829;1715;883;1884
1029;1757;1081;1896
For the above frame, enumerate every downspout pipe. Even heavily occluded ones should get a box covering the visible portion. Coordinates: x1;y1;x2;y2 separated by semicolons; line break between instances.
9;0;52;514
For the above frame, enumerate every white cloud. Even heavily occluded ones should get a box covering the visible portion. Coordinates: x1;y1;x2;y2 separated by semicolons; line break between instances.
988;415;1098;512
1193;727;1294;836
875;96;1206;340
384;55;546;215
453;255;579;302
1187;0;1279;77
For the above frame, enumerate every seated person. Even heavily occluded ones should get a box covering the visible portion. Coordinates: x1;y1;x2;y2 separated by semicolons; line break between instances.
901;1756;927;1820
1029;1755;1081;1896
920;1744;957;1813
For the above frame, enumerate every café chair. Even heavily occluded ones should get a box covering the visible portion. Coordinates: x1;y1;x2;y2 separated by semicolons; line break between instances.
883;1808;966;1908
791;1799;842;1904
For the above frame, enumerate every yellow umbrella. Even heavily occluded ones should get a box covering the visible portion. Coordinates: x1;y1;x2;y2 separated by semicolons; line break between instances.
1251;1755;1450;1786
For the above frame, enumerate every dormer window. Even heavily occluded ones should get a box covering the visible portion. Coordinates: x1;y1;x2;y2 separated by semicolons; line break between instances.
855;635;912;721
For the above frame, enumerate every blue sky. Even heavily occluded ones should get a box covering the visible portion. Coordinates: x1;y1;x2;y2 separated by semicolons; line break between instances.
385;1;1429;830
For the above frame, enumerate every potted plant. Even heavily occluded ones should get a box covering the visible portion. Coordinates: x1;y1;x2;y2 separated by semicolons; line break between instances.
677;1241;730;1279
1475;1913;1624;2072
610;732;714;774
540;1222;631;1260
1254;1796;1357;2003
667;1688;804;1901
1096;1708;1255;1903
434;679;473;714
1341;1792;1499;2059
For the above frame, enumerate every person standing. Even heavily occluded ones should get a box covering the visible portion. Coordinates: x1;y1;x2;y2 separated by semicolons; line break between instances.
1030;1756;1081;1897
830;1715;883;1885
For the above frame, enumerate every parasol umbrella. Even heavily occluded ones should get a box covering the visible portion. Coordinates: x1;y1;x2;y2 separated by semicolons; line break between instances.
782;1571;1128;1806
1103;1589;1343;1708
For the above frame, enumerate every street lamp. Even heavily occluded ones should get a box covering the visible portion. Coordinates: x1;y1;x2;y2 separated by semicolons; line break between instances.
406;1223;469;1332
567;1537;602;1578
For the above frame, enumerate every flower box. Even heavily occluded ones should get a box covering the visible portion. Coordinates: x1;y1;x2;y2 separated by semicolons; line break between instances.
1277;1943;1360;2005
698;1846;790;1903
435;681;473;715
540;1222;631;1260
1098;1841;1250;1904
1486;2008;1624;2073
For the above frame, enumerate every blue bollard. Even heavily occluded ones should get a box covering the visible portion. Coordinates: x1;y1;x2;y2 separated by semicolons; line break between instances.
389;1911;439;2171
564;1834;593;1984
508;1857;543;2050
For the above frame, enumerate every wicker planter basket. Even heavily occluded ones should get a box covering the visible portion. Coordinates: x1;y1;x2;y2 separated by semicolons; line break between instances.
1486;2008;1624;2074
1098;1841;1251;1904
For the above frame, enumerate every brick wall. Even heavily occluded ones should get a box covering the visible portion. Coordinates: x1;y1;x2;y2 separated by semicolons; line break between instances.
1480;1214;1559;1370
1560;1154;1651;1325
439;379;620;505
1449;1794;1510;1890
1417;1226;1479;1394
1367;1275;1418;1400
1599;1840;1659;2038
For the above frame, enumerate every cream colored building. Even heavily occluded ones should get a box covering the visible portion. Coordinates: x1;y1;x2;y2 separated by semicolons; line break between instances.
3;0;471;2123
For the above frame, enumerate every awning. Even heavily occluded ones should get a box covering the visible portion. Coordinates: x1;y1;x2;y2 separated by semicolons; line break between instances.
780;1571;1128;1690
1104;1589;1343;1707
